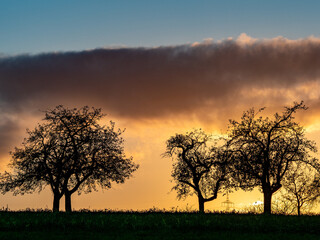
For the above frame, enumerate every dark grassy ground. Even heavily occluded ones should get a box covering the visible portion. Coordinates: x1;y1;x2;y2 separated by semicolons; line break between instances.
0;211;319;239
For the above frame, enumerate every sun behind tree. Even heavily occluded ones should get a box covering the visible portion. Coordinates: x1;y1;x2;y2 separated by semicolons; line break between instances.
228;101;319;214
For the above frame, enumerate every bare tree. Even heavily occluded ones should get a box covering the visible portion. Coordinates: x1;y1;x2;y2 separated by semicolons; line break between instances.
0;106;139;212
228;101;318;214
44;106;139;212
271;191;296;215
163;129;232;212
282;163;320;215
0;124;71;212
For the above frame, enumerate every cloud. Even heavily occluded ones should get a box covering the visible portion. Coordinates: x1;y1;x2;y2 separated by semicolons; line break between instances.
1;34;320;160
1;35;320;118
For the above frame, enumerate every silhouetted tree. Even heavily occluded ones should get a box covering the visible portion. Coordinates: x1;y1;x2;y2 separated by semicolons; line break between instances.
0;123;70;212
228;101;318;214
0;106;138;212
164;129;232;212
44;106;139;212
282;163;320;215
271;193;296;215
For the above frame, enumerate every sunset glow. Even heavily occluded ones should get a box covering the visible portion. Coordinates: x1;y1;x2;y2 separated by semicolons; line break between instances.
1;1;320;213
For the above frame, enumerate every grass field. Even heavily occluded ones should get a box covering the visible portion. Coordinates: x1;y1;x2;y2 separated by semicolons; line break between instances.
0;211;319;239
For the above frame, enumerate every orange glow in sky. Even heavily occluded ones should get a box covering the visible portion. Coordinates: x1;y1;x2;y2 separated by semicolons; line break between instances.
1;35;320;212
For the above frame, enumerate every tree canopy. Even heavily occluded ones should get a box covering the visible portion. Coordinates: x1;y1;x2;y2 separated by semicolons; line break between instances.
0;106;139;212
0;122;70;211
164;129;232;212
228;101;319;214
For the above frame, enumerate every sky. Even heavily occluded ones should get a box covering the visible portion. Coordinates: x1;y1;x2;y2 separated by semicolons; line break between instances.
1;0;320;212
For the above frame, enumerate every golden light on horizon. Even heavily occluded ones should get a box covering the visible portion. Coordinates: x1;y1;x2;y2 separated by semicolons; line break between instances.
1;35;320;213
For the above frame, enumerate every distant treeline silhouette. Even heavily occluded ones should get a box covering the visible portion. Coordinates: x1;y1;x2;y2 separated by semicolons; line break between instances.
0;101;319;215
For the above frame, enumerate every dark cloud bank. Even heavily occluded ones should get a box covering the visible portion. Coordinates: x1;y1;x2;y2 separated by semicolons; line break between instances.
1;35;320;156
1;36;320;118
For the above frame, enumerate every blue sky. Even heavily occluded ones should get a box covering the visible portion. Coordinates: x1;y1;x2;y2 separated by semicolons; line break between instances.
1;0;320;54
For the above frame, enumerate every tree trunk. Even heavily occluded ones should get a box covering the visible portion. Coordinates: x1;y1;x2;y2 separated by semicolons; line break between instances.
53;193;60;212
198;196;205;213
297;205;301;216
296;196;301;216
263;190;272;214
65;192;72;212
